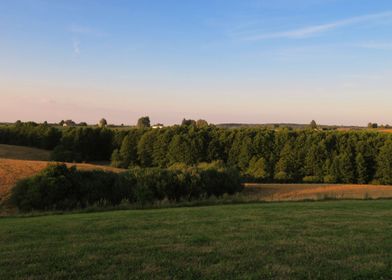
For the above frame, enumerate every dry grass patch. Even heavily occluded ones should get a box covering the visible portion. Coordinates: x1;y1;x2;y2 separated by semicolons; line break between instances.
244;183;392;201
0;144;51;161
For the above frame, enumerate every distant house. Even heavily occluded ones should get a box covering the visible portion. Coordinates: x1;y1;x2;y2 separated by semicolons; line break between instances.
152;123;164;129
63;120;76;127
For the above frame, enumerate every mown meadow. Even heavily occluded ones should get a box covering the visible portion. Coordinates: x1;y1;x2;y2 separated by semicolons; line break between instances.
1;200;392;279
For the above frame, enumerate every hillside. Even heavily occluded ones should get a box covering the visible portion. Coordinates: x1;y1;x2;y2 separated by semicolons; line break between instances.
1;200;391;279
0;159;123;204
0;144;51;161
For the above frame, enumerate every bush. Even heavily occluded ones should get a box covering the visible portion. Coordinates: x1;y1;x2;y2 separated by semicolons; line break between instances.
303;176;322;183
11;165;79;211
274;171;289;182
323;175;337;184
10;164;242;212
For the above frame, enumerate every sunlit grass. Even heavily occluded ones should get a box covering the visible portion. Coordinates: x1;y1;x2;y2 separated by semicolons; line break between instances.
1;200;391;279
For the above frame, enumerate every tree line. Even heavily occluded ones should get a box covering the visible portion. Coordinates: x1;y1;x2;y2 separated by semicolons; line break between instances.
111;126;392;185
0;122;61;149
1;121;392;185
11;162;241;211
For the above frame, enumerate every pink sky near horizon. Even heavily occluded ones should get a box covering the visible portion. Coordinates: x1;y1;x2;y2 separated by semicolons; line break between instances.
1;79;391;126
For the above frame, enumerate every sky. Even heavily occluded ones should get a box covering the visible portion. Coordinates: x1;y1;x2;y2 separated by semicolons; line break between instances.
1;0;392;126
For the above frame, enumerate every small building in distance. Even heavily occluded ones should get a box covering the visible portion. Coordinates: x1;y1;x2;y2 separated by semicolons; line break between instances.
63;120;76;127
152;123;164;129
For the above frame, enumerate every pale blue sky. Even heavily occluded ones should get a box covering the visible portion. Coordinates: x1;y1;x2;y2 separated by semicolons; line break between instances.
1;0;392;125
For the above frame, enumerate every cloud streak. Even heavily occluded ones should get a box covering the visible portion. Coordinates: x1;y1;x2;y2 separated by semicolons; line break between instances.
242;11;392;41
69;24;107;37
72;39;80;55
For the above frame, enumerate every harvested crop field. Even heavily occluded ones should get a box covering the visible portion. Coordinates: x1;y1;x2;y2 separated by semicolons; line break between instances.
379;129;392;133
244;183;392;201
0;159;123;204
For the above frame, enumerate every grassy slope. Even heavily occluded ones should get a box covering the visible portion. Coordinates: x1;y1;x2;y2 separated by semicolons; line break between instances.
1;200;392;279
0;144;51;161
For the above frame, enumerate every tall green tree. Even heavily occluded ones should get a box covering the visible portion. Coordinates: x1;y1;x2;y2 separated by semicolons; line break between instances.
356;153;368;184
377;141;392;184
137;116;151;129
137;130;157;167
247;157;269;181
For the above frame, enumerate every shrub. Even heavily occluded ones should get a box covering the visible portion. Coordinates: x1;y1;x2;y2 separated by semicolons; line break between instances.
323;175;337;184
303;176;322;183
11;165;79;211
274;171;289;182
10;164;242;212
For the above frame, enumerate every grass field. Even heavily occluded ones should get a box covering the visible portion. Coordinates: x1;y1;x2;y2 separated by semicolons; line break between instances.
1;200;391;279
0;144;51;161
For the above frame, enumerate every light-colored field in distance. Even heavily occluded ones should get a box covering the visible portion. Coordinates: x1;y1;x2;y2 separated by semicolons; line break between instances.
0;159;123;204
244;183;392;201
0;144;51;161
379;129;392;133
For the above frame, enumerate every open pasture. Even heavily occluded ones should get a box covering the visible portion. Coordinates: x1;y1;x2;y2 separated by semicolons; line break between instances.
1;200;391;279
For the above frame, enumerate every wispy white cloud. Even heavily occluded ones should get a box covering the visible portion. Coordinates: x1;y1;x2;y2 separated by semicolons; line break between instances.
72;39;80;55
68;24;107;56
241;11;392;41
69;24;106;37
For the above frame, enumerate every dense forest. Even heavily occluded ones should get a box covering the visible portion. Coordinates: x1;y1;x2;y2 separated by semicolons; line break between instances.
1;122;392;185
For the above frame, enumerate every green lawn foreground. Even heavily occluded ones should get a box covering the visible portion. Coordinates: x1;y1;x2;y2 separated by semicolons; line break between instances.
1;201;392;279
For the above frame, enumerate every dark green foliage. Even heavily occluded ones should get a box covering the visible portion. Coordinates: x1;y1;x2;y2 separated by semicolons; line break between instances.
247;157;269;181
2;122;392;185
356;153;369;184
51;127;114;162
0;122;61;149
112;130;143;167
181;118;196;126
304;142;327;182
112;127;392;184
338;152;356;184
310;120;318;129
11;165;79;211
274;142;302;182
168;134;196;165
137;116;151;128
10;163;242;212
376;141;392;185
137;130;157;166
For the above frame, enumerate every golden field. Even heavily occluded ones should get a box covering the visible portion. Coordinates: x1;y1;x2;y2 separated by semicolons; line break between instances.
244;183;392;201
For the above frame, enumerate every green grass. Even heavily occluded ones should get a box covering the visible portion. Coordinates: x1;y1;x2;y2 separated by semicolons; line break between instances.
1;200;392;279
